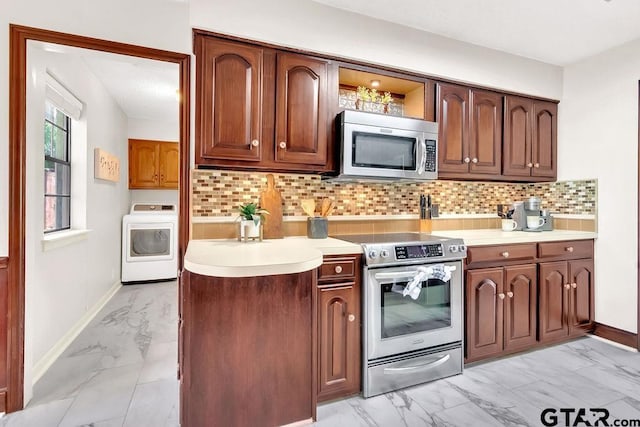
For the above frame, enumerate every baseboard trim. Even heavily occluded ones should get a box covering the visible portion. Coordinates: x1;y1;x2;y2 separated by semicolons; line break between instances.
32;280;122;384
592;322;638;349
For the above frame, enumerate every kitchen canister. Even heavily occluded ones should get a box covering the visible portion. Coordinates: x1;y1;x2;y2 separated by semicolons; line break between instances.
307;217;328;239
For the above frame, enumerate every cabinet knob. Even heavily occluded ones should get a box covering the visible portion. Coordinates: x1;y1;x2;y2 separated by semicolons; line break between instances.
334;265;343;274
251;139;260;147
471;158;478;164
571;283;577;289
501;251;510;258
565;246;574;252
279;141;287;149
534;163;540;168
464;157;471;163
160;174;165;183
564;284;571;290
348;314;355;322
507;291;514;298
527;162;533;168
498;293;505;300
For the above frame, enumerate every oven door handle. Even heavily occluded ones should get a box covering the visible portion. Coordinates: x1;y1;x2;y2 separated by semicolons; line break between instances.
383;354;451;374
374;271;420;280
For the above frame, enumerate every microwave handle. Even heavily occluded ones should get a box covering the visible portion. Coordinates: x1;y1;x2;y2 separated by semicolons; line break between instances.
417;139;426;175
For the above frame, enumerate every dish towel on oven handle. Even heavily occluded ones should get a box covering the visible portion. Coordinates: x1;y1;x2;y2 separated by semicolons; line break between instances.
402;264;457;300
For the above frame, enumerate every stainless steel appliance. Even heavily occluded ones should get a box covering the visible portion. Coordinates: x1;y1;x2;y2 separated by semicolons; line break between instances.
335;232;466;397
333;110;438;181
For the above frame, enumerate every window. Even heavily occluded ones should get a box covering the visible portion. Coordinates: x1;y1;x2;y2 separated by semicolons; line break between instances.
44;101;71;232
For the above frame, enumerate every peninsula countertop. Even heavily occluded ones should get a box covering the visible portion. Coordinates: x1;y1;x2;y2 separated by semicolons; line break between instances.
183;236;362;277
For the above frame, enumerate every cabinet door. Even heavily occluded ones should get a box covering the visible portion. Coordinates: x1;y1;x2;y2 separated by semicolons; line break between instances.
275;52;328;165
503;265;537;352
531;101;557;179
159;142;179;189
465;268;503;362
317;282;360;402
129;140;159;189
469;90;502;175
503;95;533;177
437;83;470;174
568;259;594;336
538;261;569;342
196;36;263;162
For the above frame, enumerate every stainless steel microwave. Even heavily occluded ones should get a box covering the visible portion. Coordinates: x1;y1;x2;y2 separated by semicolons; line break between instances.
334;110;438;181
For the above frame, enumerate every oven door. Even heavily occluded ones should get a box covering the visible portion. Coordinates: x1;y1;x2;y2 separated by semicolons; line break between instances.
125;222;175;263
365;261;462;360
342;123;436;180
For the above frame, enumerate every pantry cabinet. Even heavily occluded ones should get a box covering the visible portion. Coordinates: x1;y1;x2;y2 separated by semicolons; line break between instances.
464;240;592;363
316;255;361;402
437;83;502;178
128;139;179;189
194;33;335;172
503;96;557;180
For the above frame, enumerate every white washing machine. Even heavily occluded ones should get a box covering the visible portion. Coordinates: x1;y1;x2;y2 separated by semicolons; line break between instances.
122;203;178;283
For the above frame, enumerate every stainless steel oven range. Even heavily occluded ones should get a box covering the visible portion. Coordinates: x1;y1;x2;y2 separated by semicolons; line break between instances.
335;232;467;397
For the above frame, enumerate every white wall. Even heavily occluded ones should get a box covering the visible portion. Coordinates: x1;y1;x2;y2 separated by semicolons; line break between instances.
128;118;180;207
189;0;563;100
560;39;640;333
24;44;131;400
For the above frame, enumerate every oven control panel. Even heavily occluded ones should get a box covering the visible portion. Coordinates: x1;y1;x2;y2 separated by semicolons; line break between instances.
395;244;444;260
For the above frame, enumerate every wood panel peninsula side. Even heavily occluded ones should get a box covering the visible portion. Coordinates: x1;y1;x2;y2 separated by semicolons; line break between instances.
179;238;358;427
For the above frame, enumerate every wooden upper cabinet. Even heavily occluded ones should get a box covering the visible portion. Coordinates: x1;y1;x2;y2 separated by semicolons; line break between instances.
532;101;557;178
469;90;502;175
196;36;263;162
503;95;533;177
275;53;328;166
503;95;557;180
129;139;179;189
159;142;180;188
437;83;469;174
129;140;158;188
437;83;502;177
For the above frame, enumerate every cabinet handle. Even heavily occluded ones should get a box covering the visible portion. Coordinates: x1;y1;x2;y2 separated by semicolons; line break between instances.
251;139;260;148
471;158;478;164
334;265;343;274
498;293;505;300
564;284;571;290
348;314;355;322
507;291;514;298
160;174;165;183
534;163;540;168
464;157;471;163
153;173;158;181
279;141;287;149
501;251;510;258
565;246;574;252
527;162;533;168
571;283;577;289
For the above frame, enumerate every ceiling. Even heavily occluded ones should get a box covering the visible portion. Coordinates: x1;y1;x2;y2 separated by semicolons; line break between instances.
311;0;640;65
34;42;179;123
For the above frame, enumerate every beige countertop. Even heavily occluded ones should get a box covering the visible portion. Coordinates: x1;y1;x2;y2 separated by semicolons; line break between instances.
184;230;597;277
184;237;362;277
433;229;597;246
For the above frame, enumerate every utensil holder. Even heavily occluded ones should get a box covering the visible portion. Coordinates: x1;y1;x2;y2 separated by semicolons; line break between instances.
419;219;432;233
307;217;328;239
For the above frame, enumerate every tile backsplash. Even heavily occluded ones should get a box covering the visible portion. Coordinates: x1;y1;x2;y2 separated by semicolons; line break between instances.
191;170;596;218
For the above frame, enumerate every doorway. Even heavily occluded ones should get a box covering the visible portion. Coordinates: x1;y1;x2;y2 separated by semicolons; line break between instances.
8;25;190;412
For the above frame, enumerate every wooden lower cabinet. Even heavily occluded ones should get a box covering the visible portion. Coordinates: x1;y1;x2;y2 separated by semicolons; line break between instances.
316;254;361;402
539;259;594;343
465;264;537;362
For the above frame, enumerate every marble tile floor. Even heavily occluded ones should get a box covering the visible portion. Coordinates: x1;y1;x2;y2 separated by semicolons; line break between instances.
1;279;639;426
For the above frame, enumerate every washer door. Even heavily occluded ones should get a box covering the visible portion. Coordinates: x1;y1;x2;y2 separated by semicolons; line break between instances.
126;222;175;262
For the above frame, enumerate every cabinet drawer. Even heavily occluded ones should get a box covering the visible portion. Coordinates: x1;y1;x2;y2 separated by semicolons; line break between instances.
537;240;593;260
466;244;536;267
319;257;357;282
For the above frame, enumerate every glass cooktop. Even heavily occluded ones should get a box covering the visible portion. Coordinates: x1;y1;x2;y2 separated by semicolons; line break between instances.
332;232;454;245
